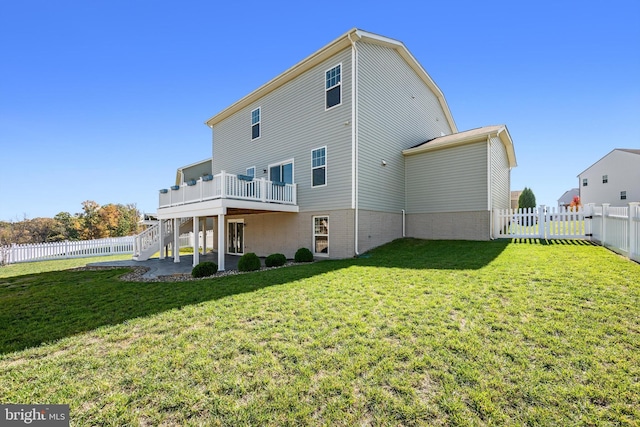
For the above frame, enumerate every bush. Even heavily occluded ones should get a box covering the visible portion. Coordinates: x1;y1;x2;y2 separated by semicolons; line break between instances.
191;261;217;278
294;247;314;263
265;253;287;267
238;252;261;272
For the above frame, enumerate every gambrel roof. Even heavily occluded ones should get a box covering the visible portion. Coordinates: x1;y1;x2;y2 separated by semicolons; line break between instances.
403;125;517;168
204;28;457;133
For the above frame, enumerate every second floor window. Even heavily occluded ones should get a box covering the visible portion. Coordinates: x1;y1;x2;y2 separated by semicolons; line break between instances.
583;178;588;187
325;64;341;109
621;191;627;200
311;147;326;187
603;175;608;184
251;107;261;140
246;166;255;178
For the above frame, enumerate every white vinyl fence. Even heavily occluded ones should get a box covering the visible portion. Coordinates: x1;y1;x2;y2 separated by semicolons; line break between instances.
0;236;135;265
589;203;640;263
494;205;586;239
179;230;215;249
494;203;640;263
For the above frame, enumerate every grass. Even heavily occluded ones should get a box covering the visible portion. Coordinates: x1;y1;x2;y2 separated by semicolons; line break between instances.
0;239;639;425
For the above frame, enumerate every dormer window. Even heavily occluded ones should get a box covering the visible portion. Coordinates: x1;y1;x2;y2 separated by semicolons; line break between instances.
251;107;261;140
325;64;341;109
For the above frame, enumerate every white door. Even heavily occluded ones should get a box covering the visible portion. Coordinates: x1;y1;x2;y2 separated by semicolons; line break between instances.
227;220;244;255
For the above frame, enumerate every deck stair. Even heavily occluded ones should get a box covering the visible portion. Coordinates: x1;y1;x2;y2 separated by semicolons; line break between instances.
132;218;192;261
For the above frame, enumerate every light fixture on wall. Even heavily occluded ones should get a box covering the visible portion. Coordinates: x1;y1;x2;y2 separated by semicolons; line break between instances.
263;169;267;174
381;160;387;166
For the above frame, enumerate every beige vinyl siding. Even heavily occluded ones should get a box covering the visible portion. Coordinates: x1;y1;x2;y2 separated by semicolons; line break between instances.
405;141;488;213
212;48;353;212
356;41;453;212
490;135;511;210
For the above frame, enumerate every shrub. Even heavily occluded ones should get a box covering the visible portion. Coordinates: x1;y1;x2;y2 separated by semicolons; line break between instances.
265;253;287;267
191;261;217;278
238;252;261;272
294;247;314;263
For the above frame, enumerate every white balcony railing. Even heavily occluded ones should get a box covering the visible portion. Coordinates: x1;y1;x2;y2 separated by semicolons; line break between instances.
158;171;297;209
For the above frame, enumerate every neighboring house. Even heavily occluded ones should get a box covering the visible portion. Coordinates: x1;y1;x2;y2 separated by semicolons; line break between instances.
578;149;640;206
558;188;579;208
137;28;517;270
510;190;523;210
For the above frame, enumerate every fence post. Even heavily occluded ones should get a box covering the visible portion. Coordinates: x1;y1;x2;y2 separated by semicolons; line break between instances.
602;203;609;246
629;202;639;261
538;205;546;239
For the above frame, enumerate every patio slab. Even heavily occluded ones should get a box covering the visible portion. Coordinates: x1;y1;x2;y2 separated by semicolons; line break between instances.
87;252;241;279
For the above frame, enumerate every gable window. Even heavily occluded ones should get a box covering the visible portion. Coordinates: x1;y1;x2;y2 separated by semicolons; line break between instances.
582;178;588;187
602;175;608;184
325;64;341;109
269;160;293;184
313;216;329;256
311;146;327;187
621;191;627;200
251;107;261;140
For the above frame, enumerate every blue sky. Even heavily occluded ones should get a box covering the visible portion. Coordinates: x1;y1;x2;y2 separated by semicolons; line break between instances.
1;0;638;221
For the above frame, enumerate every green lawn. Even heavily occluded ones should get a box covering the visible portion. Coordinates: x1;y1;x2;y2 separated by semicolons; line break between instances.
1;239;639;426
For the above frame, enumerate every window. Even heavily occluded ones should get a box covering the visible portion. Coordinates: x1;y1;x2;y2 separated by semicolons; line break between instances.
246;166;255;178
311;146;326;187
603;175;608;184
313;216;329;256
582;178;588;187
325;64;341;109
621;191;627;200
251;107;260;140
269;160;293;184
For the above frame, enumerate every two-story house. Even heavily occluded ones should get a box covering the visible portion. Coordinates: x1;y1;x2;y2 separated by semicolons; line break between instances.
134;29;517;271
578;149;640;207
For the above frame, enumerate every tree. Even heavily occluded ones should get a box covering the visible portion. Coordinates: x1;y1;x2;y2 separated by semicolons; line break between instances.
79;200;107;240
52;212;80;241
518;187;537;210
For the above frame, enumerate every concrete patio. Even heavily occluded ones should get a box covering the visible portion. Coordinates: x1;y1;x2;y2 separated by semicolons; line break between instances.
87;252;242;279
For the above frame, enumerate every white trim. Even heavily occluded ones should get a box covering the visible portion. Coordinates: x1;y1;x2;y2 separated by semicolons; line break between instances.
267;158;295;183
311;146;327;188
324;63;342;111
312;215;329;257
251;107;261;140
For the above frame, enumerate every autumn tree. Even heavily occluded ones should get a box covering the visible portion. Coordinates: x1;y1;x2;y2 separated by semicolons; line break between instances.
79;200;107;240
569;195;582;211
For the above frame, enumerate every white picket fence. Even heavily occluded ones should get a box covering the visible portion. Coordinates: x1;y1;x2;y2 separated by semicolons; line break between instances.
494;203;640;263
494;205;587;239
0;236;135;265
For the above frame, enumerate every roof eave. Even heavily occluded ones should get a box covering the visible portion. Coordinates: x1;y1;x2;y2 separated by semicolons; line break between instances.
403;126;517;168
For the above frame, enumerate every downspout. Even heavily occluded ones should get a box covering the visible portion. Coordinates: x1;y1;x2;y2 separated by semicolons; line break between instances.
348;32;360;256
402;209;406;237
487;135;494;239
